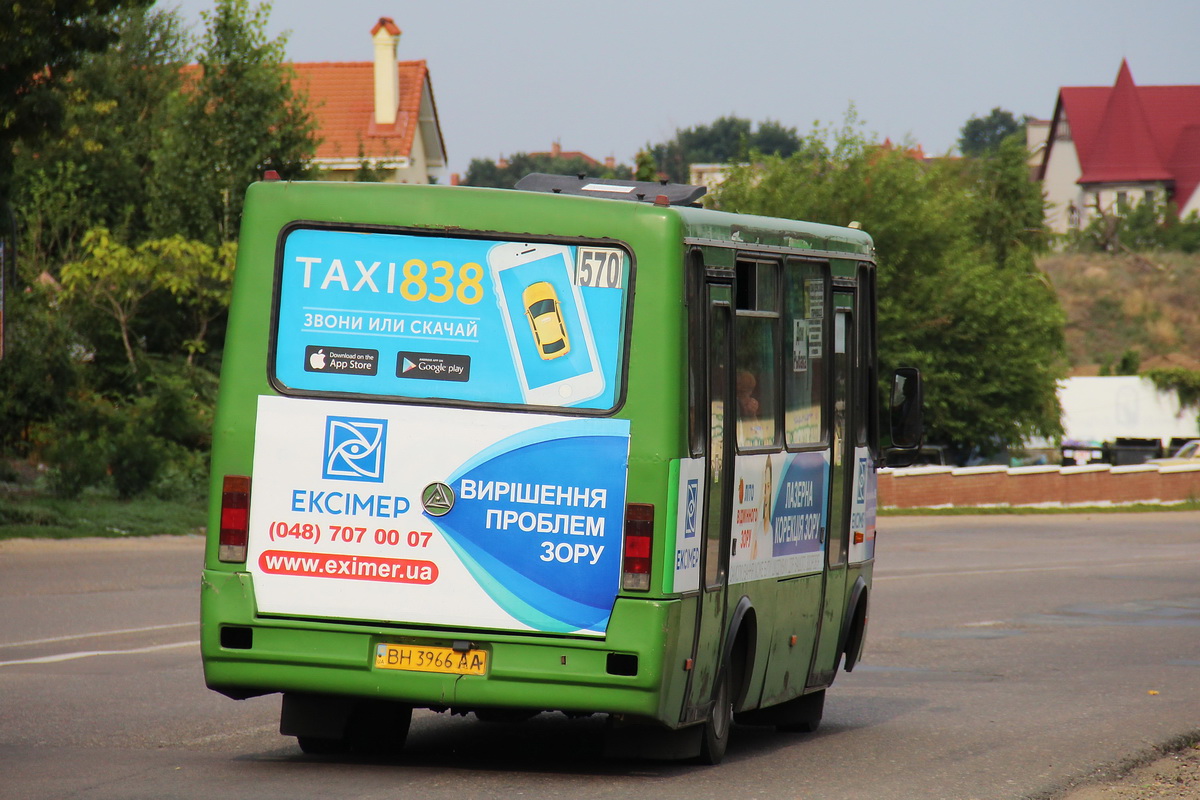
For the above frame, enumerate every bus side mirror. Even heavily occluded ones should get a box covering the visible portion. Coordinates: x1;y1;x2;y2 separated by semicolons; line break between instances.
885;367;923;467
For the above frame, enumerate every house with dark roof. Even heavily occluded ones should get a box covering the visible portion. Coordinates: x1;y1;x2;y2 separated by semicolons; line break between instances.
290;17;446;183
1037;61;1200;234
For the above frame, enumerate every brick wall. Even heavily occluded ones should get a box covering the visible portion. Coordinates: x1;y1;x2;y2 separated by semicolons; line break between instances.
878;463;1200;509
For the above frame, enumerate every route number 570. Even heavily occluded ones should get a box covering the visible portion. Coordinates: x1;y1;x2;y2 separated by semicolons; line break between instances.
575;247;624;289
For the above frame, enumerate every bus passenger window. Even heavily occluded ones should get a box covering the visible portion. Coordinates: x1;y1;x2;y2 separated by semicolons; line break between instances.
734;315;778;449
784;260;827;447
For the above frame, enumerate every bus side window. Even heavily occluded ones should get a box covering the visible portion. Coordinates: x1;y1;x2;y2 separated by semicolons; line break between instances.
734;259;780;451
687;250;707;458
856;265;879;450
784;259;828;448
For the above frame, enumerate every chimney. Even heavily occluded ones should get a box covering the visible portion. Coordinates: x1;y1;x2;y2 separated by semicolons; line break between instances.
371;17;401;125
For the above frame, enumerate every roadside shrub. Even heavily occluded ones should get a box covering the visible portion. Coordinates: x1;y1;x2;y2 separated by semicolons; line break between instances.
0;460;20;483
109;425;169;500
45;431;111;499
150;444;208;502
1070;201;1200;254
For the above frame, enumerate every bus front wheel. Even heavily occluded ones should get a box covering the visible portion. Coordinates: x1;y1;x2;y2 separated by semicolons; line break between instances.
698;668;733;765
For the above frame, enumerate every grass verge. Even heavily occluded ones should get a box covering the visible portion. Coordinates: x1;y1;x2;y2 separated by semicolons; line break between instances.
0;490;206;540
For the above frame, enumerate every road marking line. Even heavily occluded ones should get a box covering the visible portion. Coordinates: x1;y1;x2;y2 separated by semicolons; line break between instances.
876;564;1085;581
0;622;195;649
876;556;1187;582
0;640;199;667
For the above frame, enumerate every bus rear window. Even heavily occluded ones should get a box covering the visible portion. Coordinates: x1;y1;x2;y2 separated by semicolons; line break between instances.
271;227;630;412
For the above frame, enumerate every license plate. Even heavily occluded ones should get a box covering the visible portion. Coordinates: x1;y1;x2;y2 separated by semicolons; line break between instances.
374;643;487;675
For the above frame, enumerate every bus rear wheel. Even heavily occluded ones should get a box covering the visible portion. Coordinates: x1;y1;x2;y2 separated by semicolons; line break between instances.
285;694;411;758
344;701;412;757
698;668;733;765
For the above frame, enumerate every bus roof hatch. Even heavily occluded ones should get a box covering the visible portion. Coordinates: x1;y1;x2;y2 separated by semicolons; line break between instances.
515;173;707;207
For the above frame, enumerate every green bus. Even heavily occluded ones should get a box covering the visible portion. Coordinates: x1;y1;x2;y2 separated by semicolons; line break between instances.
201;173;921;763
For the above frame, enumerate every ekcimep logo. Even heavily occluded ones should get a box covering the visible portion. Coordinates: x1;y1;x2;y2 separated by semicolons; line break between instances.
323;416;387;482
683;479;699;539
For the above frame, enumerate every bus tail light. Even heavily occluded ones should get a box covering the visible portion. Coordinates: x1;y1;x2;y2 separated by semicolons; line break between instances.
219;475;251;563
622;503;654;591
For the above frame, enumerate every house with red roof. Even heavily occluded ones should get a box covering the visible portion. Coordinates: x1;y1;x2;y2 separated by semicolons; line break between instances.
289;17;446;183
1037;61;1200;234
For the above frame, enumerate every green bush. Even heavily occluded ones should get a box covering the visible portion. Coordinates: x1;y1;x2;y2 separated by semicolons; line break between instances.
45;431;111;499
109;425;169;500
1070;200;1200;253
150;444;208;502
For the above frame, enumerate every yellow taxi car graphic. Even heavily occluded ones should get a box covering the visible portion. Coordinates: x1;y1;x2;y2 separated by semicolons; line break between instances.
522;281;571;360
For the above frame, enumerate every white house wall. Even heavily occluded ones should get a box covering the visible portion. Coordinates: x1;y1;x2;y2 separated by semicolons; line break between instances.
1042;134;1083;235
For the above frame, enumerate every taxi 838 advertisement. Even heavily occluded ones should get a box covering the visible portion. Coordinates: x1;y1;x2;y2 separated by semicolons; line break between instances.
248;395;631;635
273;228;629;411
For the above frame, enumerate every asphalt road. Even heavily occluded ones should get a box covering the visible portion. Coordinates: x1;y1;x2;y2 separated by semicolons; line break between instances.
2;512;1199;800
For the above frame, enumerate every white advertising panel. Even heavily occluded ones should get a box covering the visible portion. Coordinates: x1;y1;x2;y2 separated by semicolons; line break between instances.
848;445;877;563
729;451;830;584
670;458;706;594
247;396;630;636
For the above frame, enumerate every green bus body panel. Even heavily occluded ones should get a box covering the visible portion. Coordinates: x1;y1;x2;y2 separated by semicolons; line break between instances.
202;568;684;719
202;180;876;730
752;574;824;708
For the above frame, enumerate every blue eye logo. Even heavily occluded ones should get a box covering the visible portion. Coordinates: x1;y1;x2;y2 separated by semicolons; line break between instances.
684;479;698;539
323;417;387;482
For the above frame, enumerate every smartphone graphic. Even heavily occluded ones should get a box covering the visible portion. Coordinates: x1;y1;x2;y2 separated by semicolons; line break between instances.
488;242;605;406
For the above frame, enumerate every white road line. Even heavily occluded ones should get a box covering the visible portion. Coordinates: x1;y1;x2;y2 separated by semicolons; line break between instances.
876;556;1185;582
0;622;195;649
0;640;199;668
876;564;1087;581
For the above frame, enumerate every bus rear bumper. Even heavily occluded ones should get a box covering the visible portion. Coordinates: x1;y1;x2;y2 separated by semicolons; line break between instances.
200;569;685;723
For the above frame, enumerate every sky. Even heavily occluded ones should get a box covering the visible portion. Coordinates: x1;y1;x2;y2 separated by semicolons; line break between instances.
160;0;1200;180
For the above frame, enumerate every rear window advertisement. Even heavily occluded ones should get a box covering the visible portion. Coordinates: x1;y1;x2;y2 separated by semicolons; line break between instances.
273;228;629;411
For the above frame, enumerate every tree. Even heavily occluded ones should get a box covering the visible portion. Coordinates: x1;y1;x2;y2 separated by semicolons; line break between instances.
151;237;237;365
649;116;802;183
0;0;151;212
714;116;1066;457
1147;367;1200;430
0;288;83;455
634;150;657;182
954;135;1049;268
958;107;1024;157
11;6;189;280
60;228;164;385
59;227;236;384
148;0;318;245
461;152;631;189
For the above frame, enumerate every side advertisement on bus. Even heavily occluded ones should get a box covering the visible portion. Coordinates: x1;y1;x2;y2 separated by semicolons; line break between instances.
247;395;631;635
670;451;831;592
670;445;877;592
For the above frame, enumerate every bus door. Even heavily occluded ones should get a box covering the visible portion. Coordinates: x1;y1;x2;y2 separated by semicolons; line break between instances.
683;281;734;722
808;304;853;688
